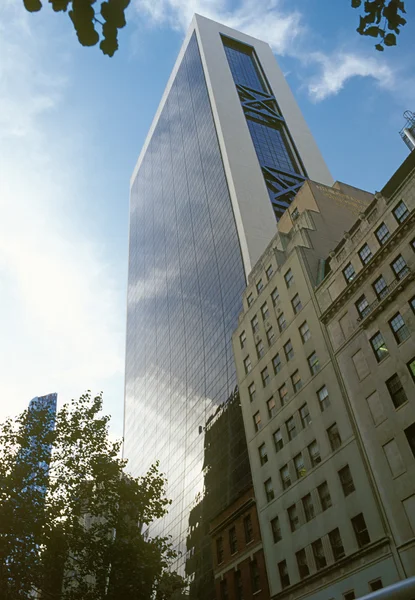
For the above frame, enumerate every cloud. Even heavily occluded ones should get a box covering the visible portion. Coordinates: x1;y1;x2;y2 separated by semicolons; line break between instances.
307;51;395;101
0;6;124;434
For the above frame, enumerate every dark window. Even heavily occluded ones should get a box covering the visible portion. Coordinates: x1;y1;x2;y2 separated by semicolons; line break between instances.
288;504;299;531
285;268;294;288
356;295;370;318
391;254;409;280
344;591;356;600
343;262;356;283
373;274;388;299
386;373;408;408
279;383;288;406
240;330;246;349
317;385;330;411
243;356;252;374
247;293;254;307
278;560;290;589
370;331;389;362
308;440;321;467
294;453;306;479
256;340;265;358
280;464;291;490
327;423;342;451
216;537;224;564
308;351;320;375
244;515;253;543
291;207;299;220
329;528;345;560
251;315;259;333
286;416;297;440
261;302;269;320
317;481;332;511
234;570;243;600
284;339;294;361
300;403;311;428
389;312;410;343
266;264;274;280
370;580;383;592
250;559;261;593
375;222;390;245
256;279;263;294
272;353;281;374
296;548;310;579
273;429;283;452
277;313;286;332
338;465;355;496
291;293;302;314
271;287;279;306
408;357;415;381
264;478;274;502
359;243;372;265
351;513;370;547
410;296;415;314
249;383;256;403
229;527;237;554
291;370;302;393
271;516;281;542
312;538;327;570
267;396;276;418
299;321;311;343
261;366;270;387
393;200;409;223
253;411;261;432
259;443;268;466
404;422;415;457
302;493;315;521
220;579;229;600
266;327;275;345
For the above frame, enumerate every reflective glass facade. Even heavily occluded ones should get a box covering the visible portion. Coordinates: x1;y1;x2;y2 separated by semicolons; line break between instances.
124;32;247;587
223;37;306;220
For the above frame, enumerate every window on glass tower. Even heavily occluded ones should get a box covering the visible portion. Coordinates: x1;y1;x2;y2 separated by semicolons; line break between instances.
239;330;246;349
284;268;294;288
288;504;300;532
261;366;270;387
253;411;261;432
256;339;265;359
317;481;332;511
356;295;370;319
267;396;276;418
258;443;268;466
393;200;409;223
317;385;330;411
375;222;390;245
351;513;370;547
251;315;259;333
278;560;290;589
358;243;372;265
286;416;297;440
280;464;291;490
250;559;261;593
327;423;342;451
266;264;274;280
291;293;302;314
312;538;327;570
308;351;320;375
389;312;410;343
273;428;283;452
294;453;306;479
370;331;389;362
264;478;274;502
229;526;237;554
338;465;355;496
279;383;288;406
296;548;310;579
372;274;388;299
277;312;286;332
300;403;311;428
243;356;252;374
329;528;345;560
272;353;281;374
271;287;279;306
248;382;256;402
299;321;311;343
343;262;356;283
291;370;302;393
391;254;408;279
386;374;407;408
261;302;269;320
216;537;224;563
244;515;253;543
271;516;282;542
284;339;294;361
308;439;321;466
266;326;275;345
302;493;315;522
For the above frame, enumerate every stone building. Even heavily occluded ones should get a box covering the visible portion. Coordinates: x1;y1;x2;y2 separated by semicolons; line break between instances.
232;161;415;599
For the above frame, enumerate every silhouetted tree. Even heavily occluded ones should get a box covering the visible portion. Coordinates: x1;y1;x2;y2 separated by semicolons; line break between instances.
352;0;407;50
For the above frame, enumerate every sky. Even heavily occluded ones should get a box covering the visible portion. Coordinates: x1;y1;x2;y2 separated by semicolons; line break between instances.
0;0;414;441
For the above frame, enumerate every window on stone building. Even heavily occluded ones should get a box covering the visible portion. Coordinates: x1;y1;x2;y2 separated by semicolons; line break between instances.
389;312;410;343
229;527;237;554
271;287;279;306
256;339;265;359
300;403;311;428
279;383;288;406
329;528;345;560
288;504;299;532
291;293;302;314
258;443;268;466
343;262;356;283
302;493;315;522
391;254;409;280
273;428;283;452
251;315;259;333
299;321;311;343
234;570;243;600
278;560;290;589
308;440;321;467
250;559;261;593
373;274;388;299
243;356;252;374
296;548;310;579
284;339;294;361
247;293;254;307
356;295;370;318
359;243;372;265
375;222;390;245
369;580;383;592
284;268;294;288
277;312;286;332
308;351;320;375
280;464;291;490
351;513;370;547
244;515;253;543
343;590;356;600
240;330;246;349
317;385;330;411
271;516;281;542
266;264;274;280
266;326;275;346
261;366;270;387
404;422;415;458
267;396;276;418
291;370;302;393
256;279;263;294
261;302;269;320
370;331;389;362
286;416;297;440
393;200;409;223
264;478;274;502
327;423;342;451
220;579;229;600
253;411;261;432
216;537;224;564
386;374;408;408
338;465;355;496
249;383;256;403
294;453;306;479
272;353;281;374
317;481;332;511
312;538;327;570
410;296;415;314
408;357;415;381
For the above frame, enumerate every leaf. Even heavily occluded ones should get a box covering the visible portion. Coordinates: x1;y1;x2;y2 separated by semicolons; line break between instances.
375;43;385;50
351;0;362;7
23;0;42;11
364;25;382;37
384;32;397;45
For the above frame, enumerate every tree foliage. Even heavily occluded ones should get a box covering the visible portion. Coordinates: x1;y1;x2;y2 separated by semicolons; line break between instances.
352;0;407;50
0;391;185;599
22;0;130;57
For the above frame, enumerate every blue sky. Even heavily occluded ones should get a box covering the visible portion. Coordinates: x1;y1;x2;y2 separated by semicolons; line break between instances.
0;0;414;439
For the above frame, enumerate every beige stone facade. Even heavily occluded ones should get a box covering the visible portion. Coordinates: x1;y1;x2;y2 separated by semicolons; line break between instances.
232;159;415;599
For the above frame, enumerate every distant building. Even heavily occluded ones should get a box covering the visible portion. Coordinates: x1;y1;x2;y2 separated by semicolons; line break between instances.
232;165;415;599
400;111;415;152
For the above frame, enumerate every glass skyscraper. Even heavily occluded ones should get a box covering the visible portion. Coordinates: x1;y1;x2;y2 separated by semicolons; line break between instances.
124;14;331;592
